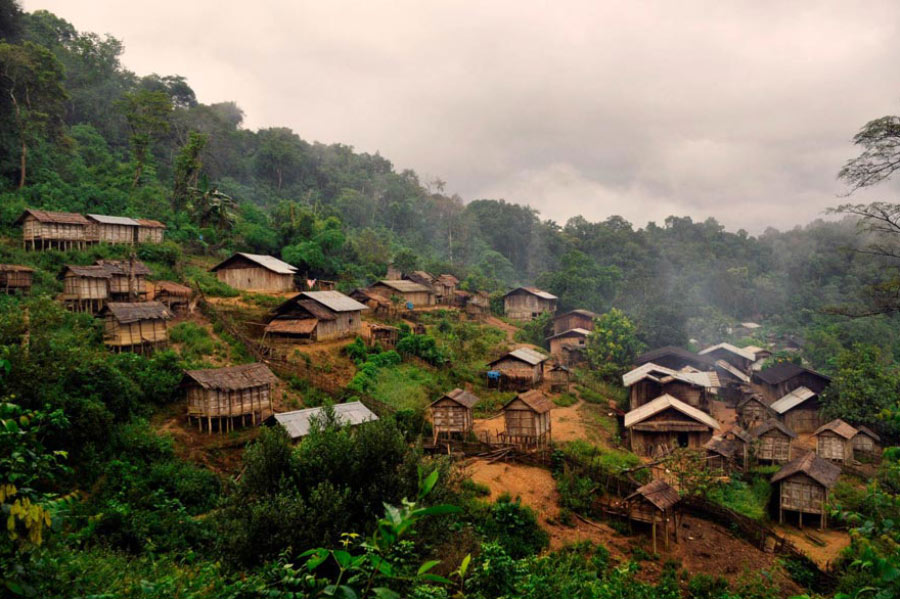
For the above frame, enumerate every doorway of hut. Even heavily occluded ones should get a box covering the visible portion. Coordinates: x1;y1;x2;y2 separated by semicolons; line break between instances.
677;432;689;448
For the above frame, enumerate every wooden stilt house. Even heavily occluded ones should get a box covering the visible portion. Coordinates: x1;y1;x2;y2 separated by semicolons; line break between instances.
368;280;435;308
0;265;34;294
814;419;858;464
487;348;549;390
210;253;298;292
96;259;151;300
749;420;796;463
622;363;718;412
548;364;571;392
852;426;881;459
183;363;278;434
736;393;770;430
503;287;557;321
501;390;553;449
772;453;841;529
153;281;193;313
17;209;93;250
429;388;479;443
98;301;172;353
87;214;140;245
698;343;755;372
622;479;681;553
552;309;597;335
769;386;823;434
367;323;400;349
136;219;166;243
61;265;112;313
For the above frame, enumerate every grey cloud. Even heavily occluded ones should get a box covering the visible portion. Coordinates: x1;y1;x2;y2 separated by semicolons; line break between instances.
24;0;900;232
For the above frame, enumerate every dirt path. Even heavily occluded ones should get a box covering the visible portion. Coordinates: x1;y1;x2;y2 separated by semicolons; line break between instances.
774;524;851;569
484;315;519;342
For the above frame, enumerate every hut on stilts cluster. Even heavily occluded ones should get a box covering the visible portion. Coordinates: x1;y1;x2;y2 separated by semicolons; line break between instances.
183;363;278;434
98;302;172;353
17;209;93;250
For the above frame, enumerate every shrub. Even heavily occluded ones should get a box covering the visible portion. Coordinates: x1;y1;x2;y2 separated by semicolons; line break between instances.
477;494;549;558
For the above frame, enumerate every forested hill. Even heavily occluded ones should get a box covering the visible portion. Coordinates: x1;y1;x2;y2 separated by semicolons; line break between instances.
3;5;900;363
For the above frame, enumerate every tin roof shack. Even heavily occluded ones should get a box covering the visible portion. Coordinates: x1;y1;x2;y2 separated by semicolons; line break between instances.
699;343;755;372
769;386;823;434
16;209;93;250
434;274;459;304
265;401;378;441
87;214;140;245
0;265;33;294
429;388;479;443
503;287;557;321
61;265;112;313
210;252;297;292
368;280;435;308
99;301;172;353
154;281;193;312
136;219;166;243
183;363;277;433
502;390;553;449
772;453;841;529
634;346;715;372
552;309;597;335
815;419;858;464
624;394;720;457
750;420;796;463
265;291;368;346
487;347;549;390
852;426;881;459
752;363;830;405
623;479;681;552
737;393;770;430
546;328;590;366
548;364;571;393
96;259;151;300
622;363;718;412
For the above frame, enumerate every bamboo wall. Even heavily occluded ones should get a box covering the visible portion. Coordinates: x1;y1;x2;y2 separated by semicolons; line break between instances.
504;293;556;320
216;266;295;291
0;271;32;291
549;335;586;358
553;313;594;335
491;357;542;384
315;311;362;341
783;404;820;434
756;431;791;462
64;275;109;301
852;434;878;455
739;401;767;428
137;227;164;243
22;216;91;248
186;383;273;434
431;400;473;439
817;432;852;462
779;473;826;516
108;275;147;298
103;318;168;349
92;223;137;244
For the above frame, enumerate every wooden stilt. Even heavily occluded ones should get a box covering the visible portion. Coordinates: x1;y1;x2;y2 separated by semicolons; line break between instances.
652;519;657;554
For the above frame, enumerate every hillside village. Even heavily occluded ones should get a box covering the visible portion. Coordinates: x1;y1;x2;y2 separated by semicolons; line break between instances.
1;205;890;597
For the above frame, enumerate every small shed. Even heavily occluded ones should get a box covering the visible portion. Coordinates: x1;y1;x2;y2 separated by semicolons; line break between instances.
61;265;112;312
752;363;830;404
736;393;770;429
265;402;378;441
464;290;491;318
704;436;747;474
136;219;166;243
634;346;715;372
852;426;881;458
546;328;590;365
350;287;394;317
552;309;597;335
429;388;480;442
434;274;459;304
264;291;369;346
624;394;721;457
769;386;822;434
154;281;193;312
622;363;717;412
0;265;34;294
367;323;400;349
87;214;140;245
502;389;553;448
749;420;796;463
814;419;858;463
623;479;681;552
16;209;93;250
503;287;558;321
699;343;755;372
487;347;549;390
183;363;278;433
772;453;841;529
548;363;571;392
210;253;298;292
96;259;151;300
368;280;435;307
99;301;172;353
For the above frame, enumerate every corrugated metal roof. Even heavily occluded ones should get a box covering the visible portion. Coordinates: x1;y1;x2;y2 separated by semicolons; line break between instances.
624;394;721;430
489;347;548;367
16;209;90;225
375;280;434;293
715;359;751;383
771;452;841;488
269;401;378;440
769;386;816;414
814;418;858;440
183;363;278;391
102;301;172;323
87;214;140;226
504;286;557;300
546;327;591;341
211;253;298;275
301;291;369;313
699;342;756;362
621;362;717;389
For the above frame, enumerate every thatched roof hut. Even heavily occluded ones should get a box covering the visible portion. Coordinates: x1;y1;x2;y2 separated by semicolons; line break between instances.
772;452;841;529
16;209;92;250
623;479;681;552
0;265;34;293
183;363;278;433
624;394;720;457
154;281;193;312
99;301;172;353
136;219;166;243
852;425;881;457
502;389;552;448
96;259;151;300
814;419;857;463
749;420;796;463
429;388;480;442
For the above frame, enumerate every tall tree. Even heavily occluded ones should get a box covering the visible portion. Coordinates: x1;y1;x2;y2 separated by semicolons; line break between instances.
0;40;66;188
116;88;172;188
171;130;207;212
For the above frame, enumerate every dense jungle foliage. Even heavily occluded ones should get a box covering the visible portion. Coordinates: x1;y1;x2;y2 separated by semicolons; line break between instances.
2;2;900;597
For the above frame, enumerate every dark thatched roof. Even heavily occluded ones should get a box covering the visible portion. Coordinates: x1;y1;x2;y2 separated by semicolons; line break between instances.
265;319;318;335
554;309;599;321
505;389;553;414
183;363;278;391
136;218;166;228
62;265;114;279
771;453;841;489
16;209;90;225
432;388;480;409
155;281;192;296
749;419;797;439
754;362;830;385
101;301;172;323
96;259;152;276
634;346;714;368
0;264;34;273
627;479;680;511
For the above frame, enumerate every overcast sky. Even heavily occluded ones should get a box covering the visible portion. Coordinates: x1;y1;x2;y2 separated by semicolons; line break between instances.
22;1;900;232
